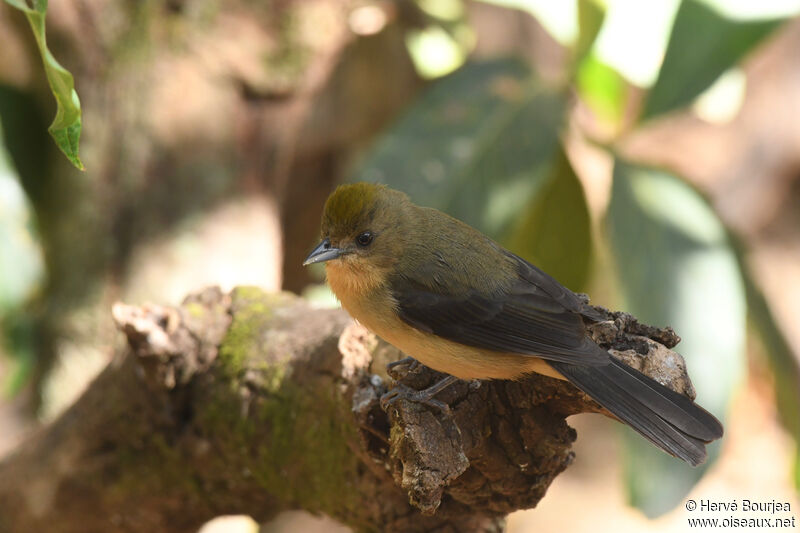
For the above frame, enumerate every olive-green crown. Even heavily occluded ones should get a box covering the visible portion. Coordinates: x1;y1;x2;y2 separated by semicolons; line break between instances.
322;183;386;237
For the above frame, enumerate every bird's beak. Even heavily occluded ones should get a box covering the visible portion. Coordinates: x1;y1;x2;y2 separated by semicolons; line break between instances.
303;238;343;266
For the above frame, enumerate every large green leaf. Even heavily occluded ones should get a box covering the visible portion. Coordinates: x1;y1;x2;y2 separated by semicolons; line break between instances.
353;59;563;240
4;0;84;169
642;0;782;120
607;160;746;517
506;149;592;291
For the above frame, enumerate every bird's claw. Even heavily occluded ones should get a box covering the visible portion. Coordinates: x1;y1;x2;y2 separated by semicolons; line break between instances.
380;375;459;416
380;384;452;416
386;357;420;379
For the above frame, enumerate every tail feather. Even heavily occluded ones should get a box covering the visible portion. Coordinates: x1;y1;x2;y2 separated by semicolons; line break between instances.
549;359;723;466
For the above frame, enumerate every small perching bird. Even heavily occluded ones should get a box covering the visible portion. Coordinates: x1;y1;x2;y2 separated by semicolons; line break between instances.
304;183;723;466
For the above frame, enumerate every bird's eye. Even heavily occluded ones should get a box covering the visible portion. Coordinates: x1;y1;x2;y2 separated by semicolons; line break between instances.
355;231;374;247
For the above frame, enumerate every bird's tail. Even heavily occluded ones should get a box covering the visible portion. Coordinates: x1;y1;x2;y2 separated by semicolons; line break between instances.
549;358;723;466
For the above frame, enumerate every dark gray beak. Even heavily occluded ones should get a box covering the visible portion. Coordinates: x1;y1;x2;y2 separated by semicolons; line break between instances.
303;238;342;266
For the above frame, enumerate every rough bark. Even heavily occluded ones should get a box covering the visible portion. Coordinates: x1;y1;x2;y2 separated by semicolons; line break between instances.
0;287;698;533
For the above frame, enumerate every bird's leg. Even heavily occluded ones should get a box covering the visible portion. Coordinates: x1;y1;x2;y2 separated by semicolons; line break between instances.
386;356;416;371
380;375;459;415
386;356;420;378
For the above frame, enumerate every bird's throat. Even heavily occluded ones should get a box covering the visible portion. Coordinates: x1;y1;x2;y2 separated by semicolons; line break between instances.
325;260;387;303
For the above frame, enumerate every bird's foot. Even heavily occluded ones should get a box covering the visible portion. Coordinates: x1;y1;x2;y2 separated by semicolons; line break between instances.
381;385;452;415
380;375;459;416
386;356;420;379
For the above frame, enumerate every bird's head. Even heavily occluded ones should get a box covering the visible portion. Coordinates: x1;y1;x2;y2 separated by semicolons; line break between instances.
303;183;411;292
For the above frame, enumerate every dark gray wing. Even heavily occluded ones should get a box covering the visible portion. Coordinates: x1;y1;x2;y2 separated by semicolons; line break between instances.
390;250;609;366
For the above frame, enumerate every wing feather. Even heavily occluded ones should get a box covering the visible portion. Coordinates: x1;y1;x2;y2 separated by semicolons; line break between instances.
390;250;609;366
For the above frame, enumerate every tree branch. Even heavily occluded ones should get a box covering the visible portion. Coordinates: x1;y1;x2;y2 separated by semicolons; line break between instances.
0;287;698;532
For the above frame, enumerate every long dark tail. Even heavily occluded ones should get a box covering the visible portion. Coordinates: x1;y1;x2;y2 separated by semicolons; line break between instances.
549;358;724;466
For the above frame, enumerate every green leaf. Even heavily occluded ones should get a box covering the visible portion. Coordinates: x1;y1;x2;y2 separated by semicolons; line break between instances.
505;148;592;291
576;53;626;125
607;159;746;517
642;0;782;120
4;0;84;169
574;0;605;66
353;59;563;239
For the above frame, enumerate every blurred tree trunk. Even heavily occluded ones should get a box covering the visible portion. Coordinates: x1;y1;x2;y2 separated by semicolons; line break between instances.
0;287;700;533
0;0;422;410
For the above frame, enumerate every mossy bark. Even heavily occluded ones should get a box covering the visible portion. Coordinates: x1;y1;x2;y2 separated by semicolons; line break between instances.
0;287;698;532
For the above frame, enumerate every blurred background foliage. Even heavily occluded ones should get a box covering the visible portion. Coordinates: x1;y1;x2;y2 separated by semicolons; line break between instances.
1;0;799;530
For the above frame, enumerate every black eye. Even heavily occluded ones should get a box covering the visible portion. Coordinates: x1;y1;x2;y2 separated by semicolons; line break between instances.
355;231;374;247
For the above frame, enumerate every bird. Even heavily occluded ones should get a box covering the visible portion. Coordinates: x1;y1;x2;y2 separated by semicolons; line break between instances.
303;182;723;466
